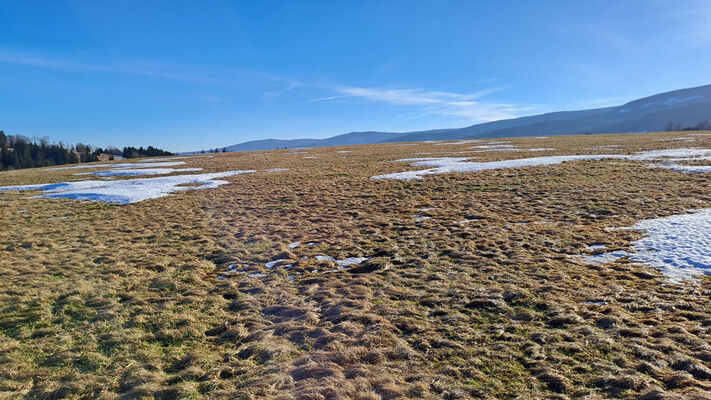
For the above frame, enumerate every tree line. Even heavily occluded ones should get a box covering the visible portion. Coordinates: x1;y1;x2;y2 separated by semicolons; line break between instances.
665;121;711;132
0;130;173;171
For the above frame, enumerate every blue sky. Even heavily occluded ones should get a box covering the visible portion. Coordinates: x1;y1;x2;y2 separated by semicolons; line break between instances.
1;1;710;151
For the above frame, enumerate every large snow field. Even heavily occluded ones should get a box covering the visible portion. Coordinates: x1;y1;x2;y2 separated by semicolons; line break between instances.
586;208;711;282
0;170;256;204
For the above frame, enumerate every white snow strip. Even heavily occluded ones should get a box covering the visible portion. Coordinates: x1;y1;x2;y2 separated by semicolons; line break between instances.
433;140;483;146
265;259;291;269
650;164;711;173
76;168;202;176
315;255;369;266
457;219;479;224
0;170;255;204
371;155;619;180
336;150;352;153
288;242;301;249
471;144;517;149
265;168;289;172
527;148;556;151
46;161;186;170
371;149;711;180
586;244;608;250
138;155;213;162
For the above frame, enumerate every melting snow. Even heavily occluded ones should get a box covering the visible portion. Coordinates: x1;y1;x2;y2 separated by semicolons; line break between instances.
471;144;517;149
371;149;711;180
76;168;202;176
265;259;292;269
46;161;186;170
457;219;479;224
288;242;301;248
433;140;483;146
315;255;369;266
371;155;620;180
265;168;289;172
0;170;255;204
587;208;711;282
584;250;628;264
138;155;213;162
651;164;711;173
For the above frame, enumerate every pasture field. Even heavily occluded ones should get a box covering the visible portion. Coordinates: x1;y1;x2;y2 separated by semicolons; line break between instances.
2;132;711;399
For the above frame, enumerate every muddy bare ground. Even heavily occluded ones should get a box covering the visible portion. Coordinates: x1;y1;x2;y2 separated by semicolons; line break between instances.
2;132;711;399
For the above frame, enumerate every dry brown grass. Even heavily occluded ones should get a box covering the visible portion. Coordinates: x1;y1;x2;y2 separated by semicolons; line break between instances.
2;131;711;399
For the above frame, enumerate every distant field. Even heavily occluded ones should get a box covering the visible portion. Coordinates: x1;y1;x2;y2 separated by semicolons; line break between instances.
2;131;711;399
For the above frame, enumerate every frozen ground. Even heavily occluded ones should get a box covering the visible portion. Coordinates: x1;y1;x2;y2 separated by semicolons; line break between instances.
0;170;256;204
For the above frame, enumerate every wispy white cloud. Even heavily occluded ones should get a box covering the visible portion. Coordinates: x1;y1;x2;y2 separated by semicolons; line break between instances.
314;85;530;122
0;48;217;83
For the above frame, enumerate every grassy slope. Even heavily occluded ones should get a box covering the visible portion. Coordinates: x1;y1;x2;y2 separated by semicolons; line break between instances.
1;132;711;399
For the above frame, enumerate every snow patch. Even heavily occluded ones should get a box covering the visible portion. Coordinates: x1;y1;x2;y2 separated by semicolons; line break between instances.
138;155;213;162
315;255;369;266
371;155;620;181
588;208;711;282
76;168;202;176
650;164;711;173
46;161;186;170
0;170;255;204
372;149;711;180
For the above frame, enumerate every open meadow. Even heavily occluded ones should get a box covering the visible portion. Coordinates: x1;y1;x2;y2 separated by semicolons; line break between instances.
2;131;711;399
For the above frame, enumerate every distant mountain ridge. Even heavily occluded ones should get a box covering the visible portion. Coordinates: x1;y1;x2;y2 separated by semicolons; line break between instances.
222;84;711;152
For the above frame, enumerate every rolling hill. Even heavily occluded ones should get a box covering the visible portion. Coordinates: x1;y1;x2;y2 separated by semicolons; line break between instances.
222;84;711;151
